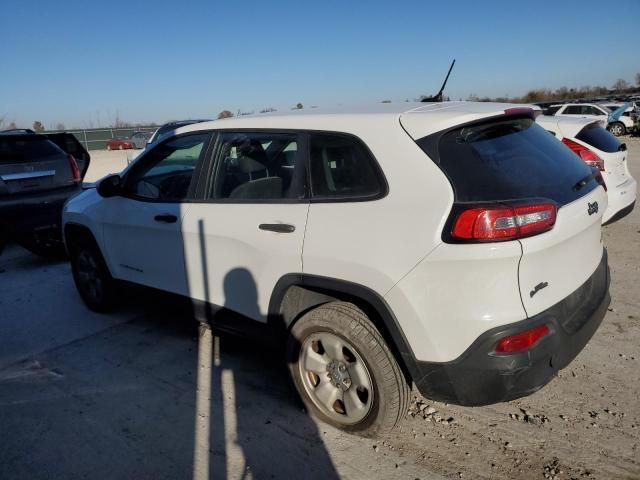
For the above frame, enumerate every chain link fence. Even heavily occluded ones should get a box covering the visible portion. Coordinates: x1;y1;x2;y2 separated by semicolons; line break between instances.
44;126;158;151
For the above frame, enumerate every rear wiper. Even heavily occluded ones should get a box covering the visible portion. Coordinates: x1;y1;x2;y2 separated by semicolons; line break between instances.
573;171;598;191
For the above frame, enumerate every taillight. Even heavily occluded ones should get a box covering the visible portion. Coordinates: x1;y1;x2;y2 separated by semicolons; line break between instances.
494;324;550;354
68;154;81;183
562;138;604;171
451;203;557;242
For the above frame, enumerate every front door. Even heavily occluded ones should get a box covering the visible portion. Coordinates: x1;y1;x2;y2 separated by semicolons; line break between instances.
101;132;212;295
181;131;309;322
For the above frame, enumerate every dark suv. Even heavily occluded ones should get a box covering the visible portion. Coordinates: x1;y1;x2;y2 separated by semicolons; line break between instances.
0;130;90;256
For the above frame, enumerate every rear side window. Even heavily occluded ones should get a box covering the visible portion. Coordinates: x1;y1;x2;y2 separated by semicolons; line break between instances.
309;133;384;200
563;106;581;115
416;117;597;206
0;137;64;164
576;123;623;153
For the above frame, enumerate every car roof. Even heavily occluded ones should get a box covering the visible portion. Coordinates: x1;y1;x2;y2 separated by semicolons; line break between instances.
176;102;539;139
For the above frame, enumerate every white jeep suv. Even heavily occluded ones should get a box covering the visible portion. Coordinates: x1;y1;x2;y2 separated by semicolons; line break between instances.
63;102;610;436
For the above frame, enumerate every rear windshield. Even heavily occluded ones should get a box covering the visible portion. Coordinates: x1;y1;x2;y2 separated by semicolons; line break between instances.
576;123;623;153
416;116;597;206
0;136;65;164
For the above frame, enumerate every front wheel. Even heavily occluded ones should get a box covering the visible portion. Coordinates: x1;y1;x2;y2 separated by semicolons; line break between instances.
286;301;409;437
70;240;118;312
608;122;626;137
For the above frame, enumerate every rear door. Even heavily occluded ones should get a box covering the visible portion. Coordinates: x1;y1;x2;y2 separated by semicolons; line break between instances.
44;133;91;178
181;130;309;322
0;135;75;196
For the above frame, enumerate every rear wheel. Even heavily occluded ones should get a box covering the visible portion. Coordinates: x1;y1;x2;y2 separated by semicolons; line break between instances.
118;144;124;150
69;239;118;312
608;122;626;137
287;301;409;437
107;144;112;151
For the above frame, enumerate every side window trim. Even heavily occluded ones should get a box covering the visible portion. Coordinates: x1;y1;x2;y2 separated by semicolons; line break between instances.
306;131;388;204
198;129;310;204
121;131;213;203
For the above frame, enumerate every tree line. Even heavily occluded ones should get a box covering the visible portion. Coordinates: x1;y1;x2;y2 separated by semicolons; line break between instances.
466;74;640;104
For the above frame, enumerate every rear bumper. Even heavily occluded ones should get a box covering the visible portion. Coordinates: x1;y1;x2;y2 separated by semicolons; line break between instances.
0;187;80;240
413;249;610;406
603;175;636;224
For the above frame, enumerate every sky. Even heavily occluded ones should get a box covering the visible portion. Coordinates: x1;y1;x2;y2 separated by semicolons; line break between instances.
2;0;639;128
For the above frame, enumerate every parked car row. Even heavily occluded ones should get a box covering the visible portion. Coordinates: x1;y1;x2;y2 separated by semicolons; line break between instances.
538;100;639;137
61;102;633;436
106;131;152;150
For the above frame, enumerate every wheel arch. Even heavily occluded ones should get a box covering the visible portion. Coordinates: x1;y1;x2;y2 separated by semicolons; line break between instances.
268;273;421;383
63;222;102;258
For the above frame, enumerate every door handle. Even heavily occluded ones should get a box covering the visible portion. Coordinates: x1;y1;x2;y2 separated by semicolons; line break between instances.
154;214;178;223
259;223;295;233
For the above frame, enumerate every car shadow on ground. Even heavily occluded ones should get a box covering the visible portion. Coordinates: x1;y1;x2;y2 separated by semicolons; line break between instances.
0;271;339;480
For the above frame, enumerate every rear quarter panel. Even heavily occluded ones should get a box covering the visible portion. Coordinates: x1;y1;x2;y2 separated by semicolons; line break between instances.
302;116;453;296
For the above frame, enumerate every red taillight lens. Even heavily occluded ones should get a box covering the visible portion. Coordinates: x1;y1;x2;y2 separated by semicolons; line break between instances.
562;138;604;171
494;324;550;354
452;203;557;241
68;154;81;183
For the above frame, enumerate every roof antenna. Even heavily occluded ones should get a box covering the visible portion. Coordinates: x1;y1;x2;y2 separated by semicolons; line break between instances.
421;59;456;103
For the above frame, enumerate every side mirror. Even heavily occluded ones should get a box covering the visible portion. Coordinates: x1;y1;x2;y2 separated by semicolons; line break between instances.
97;174;122;198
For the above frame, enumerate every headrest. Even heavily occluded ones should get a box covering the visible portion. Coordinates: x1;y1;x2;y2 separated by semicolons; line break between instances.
238;155;267;174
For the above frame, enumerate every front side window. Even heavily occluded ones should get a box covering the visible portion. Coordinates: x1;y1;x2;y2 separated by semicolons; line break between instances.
125;133;210;201
309;133;384;200
209;132;304;200
563;105;581;115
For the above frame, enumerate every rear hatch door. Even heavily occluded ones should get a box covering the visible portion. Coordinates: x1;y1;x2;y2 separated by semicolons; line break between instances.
0;135;75;196
571;122;631;187
409;111;606;317
44;132;91;179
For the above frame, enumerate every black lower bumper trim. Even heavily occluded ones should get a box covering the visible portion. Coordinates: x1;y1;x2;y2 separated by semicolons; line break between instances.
413;249;610;406
603;200;635;226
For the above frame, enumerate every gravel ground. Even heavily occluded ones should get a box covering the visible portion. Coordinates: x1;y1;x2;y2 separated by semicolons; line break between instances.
1;139;639;479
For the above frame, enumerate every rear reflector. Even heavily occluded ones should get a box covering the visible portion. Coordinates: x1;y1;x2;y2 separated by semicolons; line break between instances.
68;154;81;184
562;138;604;171
495;324;550;354
452;203;557;241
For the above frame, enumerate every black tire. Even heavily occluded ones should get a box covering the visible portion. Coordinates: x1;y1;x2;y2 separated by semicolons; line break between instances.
608;122;626;137
69;237;118;312
286;301;409;437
